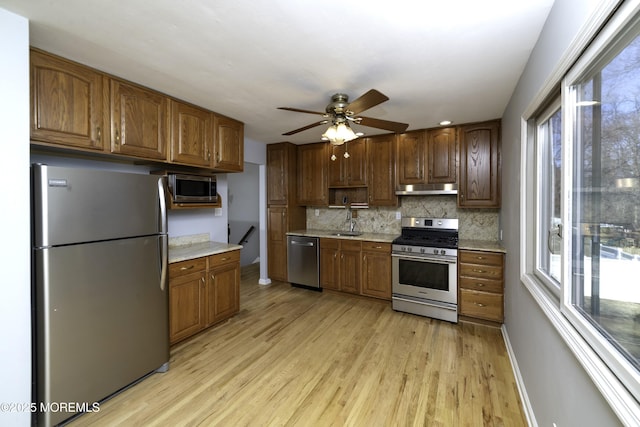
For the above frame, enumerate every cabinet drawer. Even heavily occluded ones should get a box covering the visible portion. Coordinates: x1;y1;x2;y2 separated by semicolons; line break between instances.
459;276;503;294
459;250;504;267
320;238;339;250
170;258;207;278
459;289;503;322
209;250;240;266
361;241;390;253
340;240;362;251
458;262;503;281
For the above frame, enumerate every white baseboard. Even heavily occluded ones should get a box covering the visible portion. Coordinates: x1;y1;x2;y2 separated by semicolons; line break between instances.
501;324;537;427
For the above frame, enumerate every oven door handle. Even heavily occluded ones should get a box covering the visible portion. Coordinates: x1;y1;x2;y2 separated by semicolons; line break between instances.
391;253;457;264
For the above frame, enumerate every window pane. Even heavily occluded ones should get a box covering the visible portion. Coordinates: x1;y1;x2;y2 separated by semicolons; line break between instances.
571;32;640;369
537;107;562;284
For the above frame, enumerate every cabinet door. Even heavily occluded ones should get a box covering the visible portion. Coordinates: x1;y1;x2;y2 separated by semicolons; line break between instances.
368;134;397;206
361;242;391;300
267;207;288;281
459;120;501;208
320;238;340;290
427;127;457;184
110;79;169;160
208;261;240;325
213;115;244;171
170;100;213;167
169;271;205;344
397;131;426;185
267;143;293;205
328;139;367;187
30;50;105;150
339;241;362;294
297;142;328;206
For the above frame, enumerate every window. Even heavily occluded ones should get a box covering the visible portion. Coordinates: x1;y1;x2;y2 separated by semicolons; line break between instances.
523;1;640;422
564;14;640;397
535;100;562;289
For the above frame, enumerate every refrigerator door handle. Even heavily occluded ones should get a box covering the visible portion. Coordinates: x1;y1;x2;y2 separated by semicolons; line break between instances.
159;234;168;291
157;177;168;234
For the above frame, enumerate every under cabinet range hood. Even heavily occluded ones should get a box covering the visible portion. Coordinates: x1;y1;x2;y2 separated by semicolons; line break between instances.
395;183;458;196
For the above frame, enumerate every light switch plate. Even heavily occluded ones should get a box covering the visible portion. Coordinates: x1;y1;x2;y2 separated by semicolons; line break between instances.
315;209;320;216
214;208;222;217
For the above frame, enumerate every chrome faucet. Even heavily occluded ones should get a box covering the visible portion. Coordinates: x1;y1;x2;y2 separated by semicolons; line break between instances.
346;209;356;232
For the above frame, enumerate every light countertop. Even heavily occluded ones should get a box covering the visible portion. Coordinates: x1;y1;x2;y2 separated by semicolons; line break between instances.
169;240;243;263
458;239;505;253
287;229;398;243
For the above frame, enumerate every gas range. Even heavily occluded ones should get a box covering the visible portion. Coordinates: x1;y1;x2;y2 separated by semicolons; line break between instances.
391;217;459;323
392;217;459;259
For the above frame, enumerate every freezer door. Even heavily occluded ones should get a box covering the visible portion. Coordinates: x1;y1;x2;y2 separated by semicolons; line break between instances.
32;164;167;247
34;236;169;426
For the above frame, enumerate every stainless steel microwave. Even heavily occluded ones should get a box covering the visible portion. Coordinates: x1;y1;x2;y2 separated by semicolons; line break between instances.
167;173;217;203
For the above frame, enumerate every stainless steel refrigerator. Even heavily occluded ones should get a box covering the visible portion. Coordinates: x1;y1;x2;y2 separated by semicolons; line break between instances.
31;164;170;427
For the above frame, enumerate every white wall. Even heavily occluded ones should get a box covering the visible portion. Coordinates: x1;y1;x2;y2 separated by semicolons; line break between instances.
502;0;622;425
228;163;260;266
0;8;31;426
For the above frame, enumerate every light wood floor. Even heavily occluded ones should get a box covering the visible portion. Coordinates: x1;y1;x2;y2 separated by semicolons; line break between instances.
71;264;527;426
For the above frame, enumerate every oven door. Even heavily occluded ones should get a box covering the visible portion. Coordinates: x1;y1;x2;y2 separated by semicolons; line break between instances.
391;253;457;305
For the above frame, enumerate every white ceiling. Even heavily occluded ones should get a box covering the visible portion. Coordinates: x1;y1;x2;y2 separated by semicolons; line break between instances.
1;0;554;144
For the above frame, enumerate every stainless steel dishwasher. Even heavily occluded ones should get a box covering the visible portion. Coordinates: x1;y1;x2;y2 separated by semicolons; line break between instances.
287;235;320;289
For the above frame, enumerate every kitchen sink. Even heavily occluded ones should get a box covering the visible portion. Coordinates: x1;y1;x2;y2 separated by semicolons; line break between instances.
331;231;363;237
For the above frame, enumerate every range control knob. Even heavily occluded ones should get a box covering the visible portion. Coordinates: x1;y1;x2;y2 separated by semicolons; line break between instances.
433;249;438;255
407;247;412;252
440;249;446;255
420;248;426;254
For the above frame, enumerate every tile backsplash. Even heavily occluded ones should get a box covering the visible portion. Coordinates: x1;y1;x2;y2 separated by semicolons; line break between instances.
306;195;500;241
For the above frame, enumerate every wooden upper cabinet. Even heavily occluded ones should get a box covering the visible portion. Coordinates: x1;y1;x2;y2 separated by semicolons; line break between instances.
297;142;328;206
213;115;244;172
328;139;367;187
397;131;426;185
267;142;296;206
170;100;213;167
367;134;397;206
427;127;457;184
458;120;501;208
110;78;169;160
30;49;106;151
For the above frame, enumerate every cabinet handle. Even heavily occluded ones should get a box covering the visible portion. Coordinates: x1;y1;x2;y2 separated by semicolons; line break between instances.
201;277;205;286
207;150;211;160
472;269;485;273
334;253;337;259
180;265;195;271
211;274;215;280
475;283;485;287
216;153;220;162
96;126;101;144
220;257;229;261
374;245;382;249
363;255;367;262
114;128;120;145
474;302;486;307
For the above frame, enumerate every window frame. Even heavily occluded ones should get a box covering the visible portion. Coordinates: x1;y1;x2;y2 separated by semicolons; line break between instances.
520;0;640;424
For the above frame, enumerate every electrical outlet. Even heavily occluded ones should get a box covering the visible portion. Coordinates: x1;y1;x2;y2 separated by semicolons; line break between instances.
214;208;222;217
395;211;402;220
315;209;320;217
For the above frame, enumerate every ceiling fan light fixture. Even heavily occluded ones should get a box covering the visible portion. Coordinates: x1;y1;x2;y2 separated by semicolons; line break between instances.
322;122;358;146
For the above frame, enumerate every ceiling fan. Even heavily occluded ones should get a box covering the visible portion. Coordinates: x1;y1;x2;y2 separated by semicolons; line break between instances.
278;89;409;144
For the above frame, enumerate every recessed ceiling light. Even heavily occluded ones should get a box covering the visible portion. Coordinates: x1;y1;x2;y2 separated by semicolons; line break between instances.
439;120;452;126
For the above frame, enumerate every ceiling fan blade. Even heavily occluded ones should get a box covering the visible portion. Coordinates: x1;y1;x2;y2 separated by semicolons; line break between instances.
356;116;409;133
282;120;328;136
346;89;389;115
278;107;326;116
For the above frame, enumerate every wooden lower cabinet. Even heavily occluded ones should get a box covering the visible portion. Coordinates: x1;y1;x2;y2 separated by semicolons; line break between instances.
207;251;241;325
320;238;391;300
169;250;240;344
458;249;505;324
361;242;392;300
169;258;207;344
